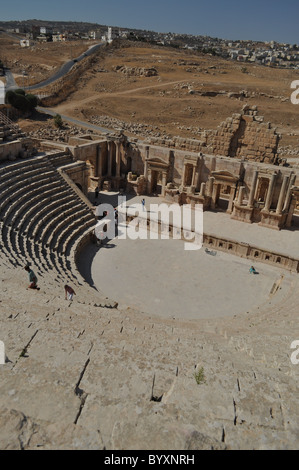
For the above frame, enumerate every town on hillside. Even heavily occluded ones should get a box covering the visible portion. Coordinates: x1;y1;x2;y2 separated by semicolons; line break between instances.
1;19;299;69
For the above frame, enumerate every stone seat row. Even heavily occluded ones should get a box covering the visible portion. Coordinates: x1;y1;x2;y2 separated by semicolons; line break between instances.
0;172;61;218
0;155;49;177
0;158;49;183
47;151;75;168
2;194;95;284
0;155;96;285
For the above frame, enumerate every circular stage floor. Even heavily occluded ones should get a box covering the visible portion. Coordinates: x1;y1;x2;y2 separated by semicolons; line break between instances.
79;234;289;321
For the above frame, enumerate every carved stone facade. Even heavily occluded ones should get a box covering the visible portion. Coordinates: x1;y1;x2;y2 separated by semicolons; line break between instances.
61;125;298;231
1;108;296;232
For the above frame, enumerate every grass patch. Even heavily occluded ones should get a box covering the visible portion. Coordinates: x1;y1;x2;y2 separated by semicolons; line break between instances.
194;366;206;385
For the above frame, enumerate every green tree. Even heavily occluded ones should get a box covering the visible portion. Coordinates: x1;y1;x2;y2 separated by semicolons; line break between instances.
5;89;38;113
13;93;31;112
26;93;38;109
53;114;63;128
5;90;17;107
14;88;26;96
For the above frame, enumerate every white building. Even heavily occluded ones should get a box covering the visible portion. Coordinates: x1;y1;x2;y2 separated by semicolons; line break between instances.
20;39;33;47
89;30;102;40
107;27;119;44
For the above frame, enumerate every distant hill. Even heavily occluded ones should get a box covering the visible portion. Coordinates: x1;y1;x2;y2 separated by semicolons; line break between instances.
0;19;106;33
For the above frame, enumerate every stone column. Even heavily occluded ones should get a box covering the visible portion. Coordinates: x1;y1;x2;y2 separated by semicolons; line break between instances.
247;170;259;207
107;141;112;177
144;146;149;179
147;169;152;194
191;165;197;187
276;175;289;214
283;174;296;212
211;156;216;172
207;176;214;197
181;163;187;187
285;196;296;227
199;182;206;196
227;185;236;213
116;141;121;178
264;173;276;212
161;171;167;197
97;145;103;177
237;186;245;205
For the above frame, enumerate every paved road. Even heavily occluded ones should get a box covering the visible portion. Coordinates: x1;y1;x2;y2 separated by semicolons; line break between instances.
3;68;17;89
5;42;104;91
36;106;113;134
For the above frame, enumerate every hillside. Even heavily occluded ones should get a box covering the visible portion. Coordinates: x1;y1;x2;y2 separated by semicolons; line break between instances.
4;39;298;157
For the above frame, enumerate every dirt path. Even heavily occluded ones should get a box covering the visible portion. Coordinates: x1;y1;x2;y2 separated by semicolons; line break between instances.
53;79;191;113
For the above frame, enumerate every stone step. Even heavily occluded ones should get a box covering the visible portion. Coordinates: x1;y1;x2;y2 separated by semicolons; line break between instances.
11;188;73;230
0;177;63;220
49;209;91;252
33;201;84;243
0;161;52;190
16;186;70;234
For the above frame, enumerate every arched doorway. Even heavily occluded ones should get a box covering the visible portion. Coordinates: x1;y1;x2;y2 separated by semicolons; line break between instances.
146;158;170;196
210;170;239;213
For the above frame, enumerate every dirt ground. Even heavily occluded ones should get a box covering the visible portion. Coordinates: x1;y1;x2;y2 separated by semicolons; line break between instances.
3;37;299;151
0;32;98;86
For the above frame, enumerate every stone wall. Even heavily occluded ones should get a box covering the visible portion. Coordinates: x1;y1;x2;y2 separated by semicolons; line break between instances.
208;106;280;163
142;105;281;165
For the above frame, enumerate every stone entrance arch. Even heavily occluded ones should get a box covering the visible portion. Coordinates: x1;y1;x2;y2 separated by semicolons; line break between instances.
181;155;200;191
209;170;239;213
145;157;169;196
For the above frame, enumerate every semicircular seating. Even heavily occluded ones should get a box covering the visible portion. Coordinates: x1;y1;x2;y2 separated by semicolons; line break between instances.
0;153;96;286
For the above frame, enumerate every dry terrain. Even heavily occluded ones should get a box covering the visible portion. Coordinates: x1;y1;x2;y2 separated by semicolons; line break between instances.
2;36;299;155
0;32;98;86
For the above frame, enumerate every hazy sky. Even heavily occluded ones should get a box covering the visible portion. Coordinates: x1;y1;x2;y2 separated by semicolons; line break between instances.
1;0;299;44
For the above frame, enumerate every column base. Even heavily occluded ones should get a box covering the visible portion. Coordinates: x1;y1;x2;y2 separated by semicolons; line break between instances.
258;210;287;230
231;204;254;223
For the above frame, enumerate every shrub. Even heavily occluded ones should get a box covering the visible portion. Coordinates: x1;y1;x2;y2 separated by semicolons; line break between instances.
5;90;17;107
53;114;63;128
26;94;38;109
5;89;38;113
194;366;206;385
14;88;26;96
13;93;31;112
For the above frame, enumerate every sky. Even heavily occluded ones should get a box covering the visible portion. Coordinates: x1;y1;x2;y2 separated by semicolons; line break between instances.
1;0;299;44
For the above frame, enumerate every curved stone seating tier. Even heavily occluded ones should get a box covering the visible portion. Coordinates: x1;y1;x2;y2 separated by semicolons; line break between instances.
0;223;23;268
56;215;95;256
0;162;52;190
0;157;42;176
47;152;75;168
29;194;80;240
0;167;56;203
0;154;96;285
0;173;60;216
38;204;88;249
68;223;95;260
2;178;65;228
12;189;74;233
48;210;91;252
